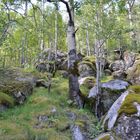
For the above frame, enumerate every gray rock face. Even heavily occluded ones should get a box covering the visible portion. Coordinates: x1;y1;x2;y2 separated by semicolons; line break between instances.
35;49;67;72
112;70;127;79
113;115;140;140
109;60;125;72
127;60;140;84
71;125;87;140
123;51;135;70
103;91;129;130
102;89;140;140
101;79;129;90
78;63;96;78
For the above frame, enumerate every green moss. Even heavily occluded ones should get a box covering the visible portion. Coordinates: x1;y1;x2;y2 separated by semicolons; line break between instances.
83;56;96;63
129;85;140;93
99;135;110;140
80;77;95;97
118;93;140;115
101;76;113;83
79;61;96;71
0;92;15;107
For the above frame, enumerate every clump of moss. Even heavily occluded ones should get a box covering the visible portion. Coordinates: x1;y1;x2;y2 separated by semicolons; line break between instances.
118;93;140;115
79;56;96;71
80;77;96;97
99;135;110;140
129;85;140;93
83;56;96;64
0;92;15;107
101;76;113;83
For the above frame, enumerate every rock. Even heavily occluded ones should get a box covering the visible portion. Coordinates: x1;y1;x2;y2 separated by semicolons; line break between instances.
94;133;115;140
103;91;129;130
109;60;125;72
78;56;96;78
101;79;129;90
103;86;140;140
113;115;140;140
104;69;112;76
123;51;135;70
126;59;140;84
71;125;87;140
36;62;47;72
0;68;34;107
79;76;96;98
112;70;127;79
36;79;51;88
88;80;129;116
38;115;49;122
35;49;67;72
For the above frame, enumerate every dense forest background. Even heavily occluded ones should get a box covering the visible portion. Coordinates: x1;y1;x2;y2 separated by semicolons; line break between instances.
0;0;140;67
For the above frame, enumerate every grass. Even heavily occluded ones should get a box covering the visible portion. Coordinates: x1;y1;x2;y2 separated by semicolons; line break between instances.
0;75;100;140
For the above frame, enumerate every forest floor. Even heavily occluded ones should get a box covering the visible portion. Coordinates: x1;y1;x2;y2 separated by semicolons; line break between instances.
0;73;102;140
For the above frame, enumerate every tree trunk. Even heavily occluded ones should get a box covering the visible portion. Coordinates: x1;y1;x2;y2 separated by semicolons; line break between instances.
127;0;137;50
67;21;83;108
86;22;90;56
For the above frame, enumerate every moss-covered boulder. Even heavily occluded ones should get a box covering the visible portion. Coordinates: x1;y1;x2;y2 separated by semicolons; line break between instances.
79;76;96;98
0;68;35;110
103;86;140;140
88;79;129;116
109;60;125;72
127;59;140;84
35;48;67;72
78;56;96;78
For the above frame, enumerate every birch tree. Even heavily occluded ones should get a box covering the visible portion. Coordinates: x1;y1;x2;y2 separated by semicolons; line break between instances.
47;0;83;107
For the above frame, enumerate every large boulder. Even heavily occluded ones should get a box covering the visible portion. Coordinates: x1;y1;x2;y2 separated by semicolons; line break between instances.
79;76;96;98
103;86;140;140
78;56;96;78
126;55;140;84
0;68;43;111
109;60;125;72
123;51;136;70
88;79;129;116
35;49;67;72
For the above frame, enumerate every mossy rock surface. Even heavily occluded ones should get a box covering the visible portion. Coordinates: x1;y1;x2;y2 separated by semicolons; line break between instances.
127;60;140;84
80;76;96;97
95;133;113;140
0;92;15;107
118;93;140;115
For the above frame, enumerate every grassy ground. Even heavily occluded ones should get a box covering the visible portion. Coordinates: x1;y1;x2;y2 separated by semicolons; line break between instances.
0;75;101;140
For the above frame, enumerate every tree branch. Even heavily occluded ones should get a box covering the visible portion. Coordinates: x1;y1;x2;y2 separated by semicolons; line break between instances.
47;0;73;23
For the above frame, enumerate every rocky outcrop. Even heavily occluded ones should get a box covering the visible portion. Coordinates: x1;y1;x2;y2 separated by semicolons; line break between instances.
109;60;125;72
126;55;140;84
78;56;96;78
0;68;49;111
35;48;67;72
88;79;129;116
102;86;140;140
79;76;96;98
